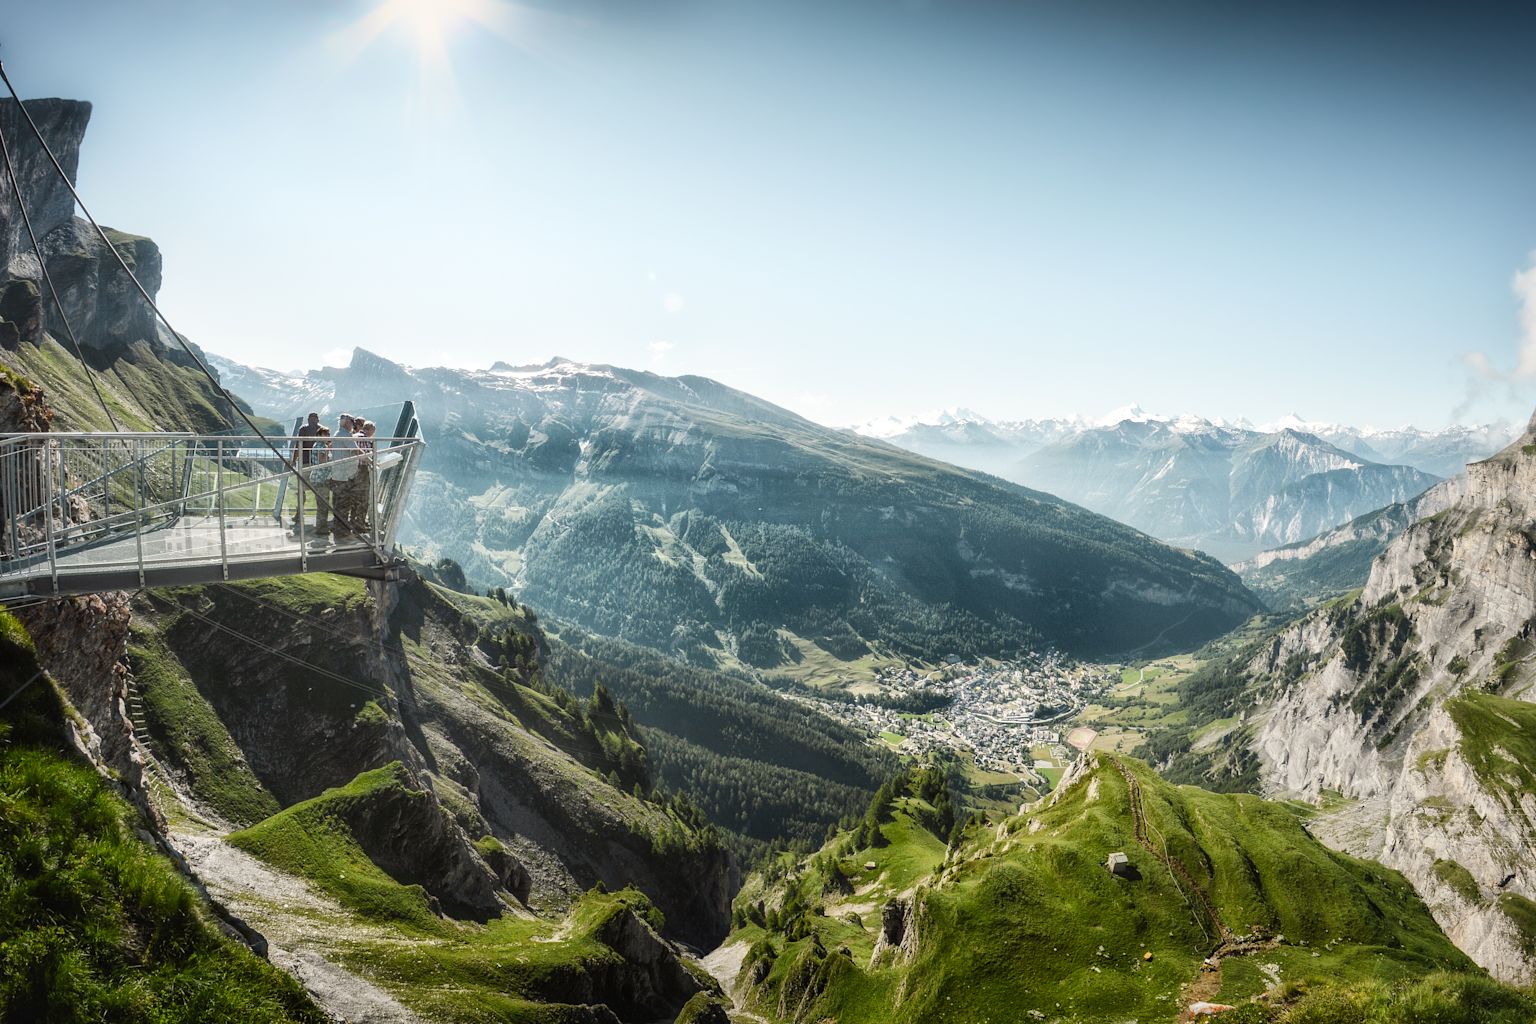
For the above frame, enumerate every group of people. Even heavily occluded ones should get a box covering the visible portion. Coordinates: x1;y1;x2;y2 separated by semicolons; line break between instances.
291;412;379;542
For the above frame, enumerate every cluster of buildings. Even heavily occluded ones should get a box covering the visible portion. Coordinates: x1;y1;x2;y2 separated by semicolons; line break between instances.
789;652;1116;781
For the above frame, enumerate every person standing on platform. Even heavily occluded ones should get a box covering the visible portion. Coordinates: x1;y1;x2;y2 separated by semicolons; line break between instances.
290;412;323;534
307;426;334;541
329;414;362;539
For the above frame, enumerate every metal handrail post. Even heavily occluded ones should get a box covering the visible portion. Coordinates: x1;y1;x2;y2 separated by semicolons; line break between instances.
43;440;58;593
296;459;308;573
217;440;229;580
177;437;195;524
369;454;380;554
134;438;146;589
6;447;18;560
55;437;68;546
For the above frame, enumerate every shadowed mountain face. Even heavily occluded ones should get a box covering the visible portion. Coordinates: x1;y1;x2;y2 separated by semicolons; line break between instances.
213;350;1262;662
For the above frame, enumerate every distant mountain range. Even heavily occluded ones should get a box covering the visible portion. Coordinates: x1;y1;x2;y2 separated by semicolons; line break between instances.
858;407;1515;563
211;351;1261;662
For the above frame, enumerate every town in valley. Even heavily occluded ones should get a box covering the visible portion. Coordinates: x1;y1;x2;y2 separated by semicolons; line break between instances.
782;651;1121;790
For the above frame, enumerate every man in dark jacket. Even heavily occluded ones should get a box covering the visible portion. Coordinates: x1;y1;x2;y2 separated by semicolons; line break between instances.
290;412;323;533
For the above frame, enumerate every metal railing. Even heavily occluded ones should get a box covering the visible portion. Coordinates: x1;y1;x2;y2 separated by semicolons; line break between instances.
0;402;425;598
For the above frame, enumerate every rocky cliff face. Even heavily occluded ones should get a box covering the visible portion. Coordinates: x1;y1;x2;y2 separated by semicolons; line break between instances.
1245;412;1536;983
1235;474;1469;609
0;97;236;433
127;573;737;948
1;98;158;352
0;367;150;821
0;99;88;275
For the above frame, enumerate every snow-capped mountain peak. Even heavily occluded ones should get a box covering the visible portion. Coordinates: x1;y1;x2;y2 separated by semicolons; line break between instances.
1096;402;1160;427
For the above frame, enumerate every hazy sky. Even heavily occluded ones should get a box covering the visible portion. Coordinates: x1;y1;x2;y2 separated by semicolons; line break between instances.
8;1;1536;429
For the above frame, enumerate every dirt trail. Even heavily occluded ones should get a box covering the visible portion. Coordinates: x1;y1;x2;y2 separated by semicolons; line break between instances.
1109;755;1229;942
700;940;771;1023
173;830;425;1024
1108;756;1285;1018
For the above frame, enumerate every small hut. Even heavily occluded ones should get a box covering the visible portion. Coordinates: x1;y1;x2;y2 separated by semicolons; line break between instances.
1106;852;1134;878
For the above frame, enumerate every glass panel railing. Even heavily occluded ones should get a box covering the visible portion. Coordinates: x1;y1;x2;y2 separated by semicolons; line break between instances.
0;402;425;598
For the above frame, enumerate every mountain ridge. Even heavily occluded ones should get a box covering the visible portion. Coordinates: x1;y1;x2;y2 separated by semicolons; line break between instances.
850;405;1487;564
856;405;1516;475
713;752;1517;1023
211;347;1264;661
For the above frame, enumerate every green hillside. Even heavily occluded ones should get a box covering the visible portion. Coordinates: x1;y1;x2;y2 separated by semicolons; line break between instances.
0;611;324;1023
722;753;1523;1024
238;353;1263;663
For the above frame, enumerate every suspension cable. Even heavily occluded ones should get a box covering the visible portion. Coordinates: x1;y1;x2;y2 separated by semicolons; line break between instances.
0;63;389;565
0;110;120;430
177;605;391;702
199;582;629;762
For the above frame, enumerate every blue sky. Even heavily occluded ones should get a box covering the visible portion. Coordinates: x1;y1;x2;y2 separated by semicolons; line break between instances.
7;1;1536;429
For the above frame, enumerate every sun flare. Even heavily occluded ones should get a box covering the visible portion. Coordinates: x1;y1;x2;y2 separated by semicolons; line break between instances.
332;0;530;92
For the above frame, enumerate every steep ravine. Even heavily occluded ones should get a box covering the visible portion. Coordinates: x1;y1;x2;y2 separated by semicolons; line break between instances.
1244;412;1536;983
7;568;733;1023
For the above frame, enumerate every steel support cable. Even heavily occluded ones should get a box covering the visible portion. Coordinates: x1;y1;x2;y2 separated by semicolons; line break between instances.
0;111;120;430
177;605;391;702
211;580;530;681
0;62;389;566
200;582;628;762
0;667;47;713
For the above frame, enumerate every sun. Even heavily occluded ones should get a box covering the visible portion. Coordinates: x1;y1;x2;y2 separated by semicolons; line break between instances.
391;0;478;56
333;0;529;83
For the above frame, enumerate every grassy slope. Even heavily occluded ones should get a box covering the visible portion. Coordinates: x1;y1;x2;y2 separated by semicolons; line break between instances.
733;755;1488;1024
2;335;243;433
128;626;280;825
225;759;696;1023
0;612;324;1024
338;886;678;1024
1448;693;1536;820
1446;693;1536;953
226;762;443;927
148;577;721;1021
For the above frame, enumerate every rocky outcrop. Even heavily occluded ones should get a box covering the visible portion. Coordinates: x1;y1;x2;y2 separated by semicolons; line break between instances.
1;97;236;437
0;365;51;431
1;99;164;356
479;839;533;903
17;593;137;784
0;99;89;277
586;904;708;1017
674;992;732;1024
1245;412;1536;983
329;762;506;921
868;894;929;976
36;220;166;353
